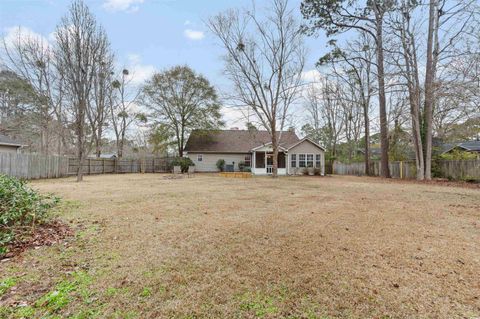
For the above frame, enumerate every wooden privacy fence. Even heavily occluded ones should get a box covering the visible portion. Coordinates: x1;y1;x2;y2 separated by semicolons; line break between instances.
0;152;175;180
333;160;480;180
68;157;174;175
0;153;70;179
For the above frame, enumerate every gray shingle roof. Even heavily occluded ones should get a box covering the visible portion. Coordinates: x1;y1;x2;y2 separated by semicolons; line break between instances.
440;140;480;153
184;130;300;153
459;141;480;152
0;134;23;147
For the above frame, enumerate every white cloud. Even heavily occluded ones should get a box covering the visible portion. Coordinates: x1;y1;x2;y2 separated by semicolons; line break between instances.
124;53;156;85
301;69;322;83
184;20;191;26
184;29;205;41
3;26;50;49
103;0;144;13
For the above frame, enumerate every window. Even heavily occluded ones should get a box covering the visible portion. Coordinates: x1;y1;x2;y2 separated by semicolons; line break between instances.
315;154;321;168
197;154;203;162
290;154;297;168
299;154;306;167
306;154;314;167
244;155;251;167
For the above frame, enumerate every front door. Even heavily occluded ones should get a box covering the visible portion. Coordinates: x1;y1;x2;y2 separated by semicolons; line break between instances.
266;153;273;174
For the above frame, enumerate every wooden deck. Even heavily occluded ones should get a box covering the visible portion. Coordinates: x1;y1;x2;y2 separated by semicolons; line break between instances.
218;172;252;178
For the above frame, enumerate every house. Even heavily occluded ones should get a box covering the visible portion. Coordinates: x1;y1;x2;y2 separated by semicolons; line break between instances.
87;153;117;159
0;134;24;154
183;129;325;175
439;140;480;159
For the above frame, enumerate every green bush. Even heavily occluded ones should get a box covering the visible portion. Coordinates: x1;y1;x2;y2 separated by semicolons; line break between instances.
0;174;59;256
216;159;225;172
243;167;252;173
171;157;195;173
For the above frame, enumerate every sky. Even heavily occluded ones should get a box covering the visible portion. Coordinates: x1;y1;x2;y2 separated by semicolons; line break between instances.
0;0;327;129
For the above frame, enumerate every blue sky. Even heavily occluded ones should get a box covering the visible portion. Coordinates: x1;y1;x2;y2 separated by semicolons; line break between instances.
0;0;327;127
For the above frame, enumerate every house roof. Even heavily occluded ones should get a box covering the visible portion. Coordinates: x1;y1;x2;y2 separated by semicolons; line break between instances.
0;134;23;147
184;129;300;153
440;140;480;154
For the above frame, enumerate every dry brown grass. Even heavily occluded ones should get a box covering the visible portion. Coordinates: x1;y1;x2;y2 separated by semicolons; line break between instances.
1;174;480;318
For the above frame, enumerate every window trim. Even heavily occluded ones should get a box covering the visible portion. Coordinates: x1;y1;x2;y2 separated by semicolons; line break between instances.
306;154;314;168
244;154;251;167
290;154;297;168
315;154;321;168
298;154;306;168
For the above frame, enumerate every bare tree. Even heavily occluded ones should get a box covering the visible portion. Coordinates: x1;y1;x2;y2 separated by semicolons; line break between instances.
55;0;109;181
388;0;477;179
1;28;65;155
321;32;376;173
208;0;306;177
302;0;395;178
109;69;144;158
87;49;114;158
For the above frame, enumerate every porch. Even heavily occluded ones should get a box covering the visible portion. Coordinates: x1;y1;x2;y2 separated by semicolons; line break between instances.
252;150;287;175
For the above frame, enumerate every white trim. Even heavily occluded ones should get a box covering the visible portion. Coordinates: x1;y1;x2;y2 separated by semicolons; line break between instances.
251;142;288;152
286;137;325;152
0;142;23;147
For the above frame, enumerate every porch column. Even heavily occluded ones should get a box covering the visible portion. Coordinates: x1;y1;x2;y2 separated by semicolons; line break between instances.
252;152;256;170
321;153;325;176
265;151;267;170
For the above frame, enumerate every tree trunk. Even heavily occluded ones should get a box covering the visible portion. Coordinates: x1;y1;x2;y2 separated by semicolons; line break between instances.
76;100;85;182
423;0;437;180
363;103;371;176
375;14;390;178
272;134;278;178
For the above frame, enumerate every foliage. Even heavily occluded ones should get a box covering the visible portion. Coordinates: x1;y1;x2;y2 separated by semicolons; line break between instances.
0;277;16;296
35;271;92;316
238;161;246;171
171;157;195;173
440;149;477;161
142;66;224;156
216;159;226;172
0;174;59;256
148;123;176;155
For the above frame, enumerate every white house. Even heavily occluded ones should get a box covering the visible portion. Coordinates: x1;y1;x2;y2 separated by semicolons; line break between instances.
183;129;325;176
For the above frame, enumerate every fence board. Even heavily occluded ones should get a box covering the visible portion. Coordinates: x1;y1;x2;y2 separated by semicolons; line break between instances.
333;160;479;180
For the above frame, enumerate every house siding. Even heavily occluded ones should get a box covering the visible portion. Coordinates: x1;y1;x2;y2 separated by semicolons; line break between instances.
0;145;19;154
186;152;250;172
287;140;325;175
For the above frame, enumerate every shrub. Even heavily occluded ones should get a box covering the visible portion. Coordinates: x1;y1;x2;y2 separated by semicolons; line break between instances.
216;159;225;172
243;167;252;173
171;157;194;173
0;174;59;256
238;161;246;171
314;168;322;176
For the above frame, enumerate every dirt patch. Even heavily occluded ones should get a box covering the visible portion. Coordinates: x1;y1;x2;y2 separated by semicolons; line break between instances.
1;220;73;261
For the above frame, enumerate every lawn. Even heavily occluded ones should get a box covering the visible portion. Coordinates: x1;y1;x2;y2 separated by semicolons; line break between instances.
1;174;479;318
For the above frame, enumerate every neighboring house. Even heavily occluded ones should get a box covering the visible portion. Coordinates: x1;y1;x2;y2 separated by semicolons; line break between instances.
0;134;24;153
184;129;325;175
87;153;117;159
439;140;480;158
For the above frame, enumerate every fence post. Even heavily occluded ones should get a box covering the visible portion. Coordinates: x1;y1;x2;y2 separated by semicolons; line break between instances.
400;161;403;179
103;159;106;174
114;158;117;173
